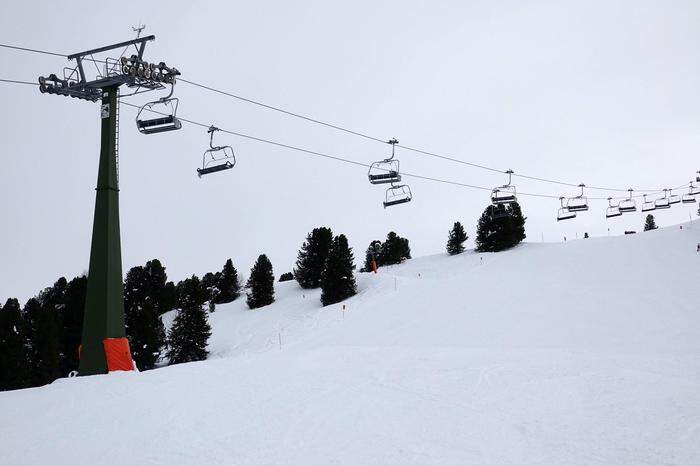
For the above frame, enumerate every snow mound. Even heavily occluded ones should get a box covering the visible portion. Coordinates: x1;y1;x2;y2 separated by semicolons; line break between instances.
2;223;700;465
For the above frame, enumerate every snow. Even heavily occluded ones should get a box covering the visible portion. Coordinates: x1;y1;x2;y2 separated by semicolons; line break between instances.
2;222;700;465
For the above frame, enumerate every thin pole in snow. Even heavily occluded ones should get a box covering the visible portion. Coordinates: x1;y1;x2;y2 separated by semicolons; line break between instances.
278;332;282;350
394;277;397;291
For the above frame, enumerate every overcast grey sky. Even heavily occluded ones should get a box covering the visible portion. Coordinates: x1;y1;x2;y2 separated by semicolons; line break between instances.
1;0;699;302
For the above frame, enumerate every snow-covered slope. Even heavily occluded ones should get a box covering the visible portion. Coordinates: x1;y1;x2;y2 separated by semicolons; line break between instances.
3;223;700;465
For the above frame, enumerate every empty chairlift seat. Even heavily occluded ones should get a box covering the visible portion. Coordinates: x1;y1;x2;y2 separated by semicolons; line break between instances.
565;183;588;212
368;160;401;184
655;190;671;209
197;126;235;178
606;198;622;219
137;114;182;134
368;138;401;185
491;169;517;205
641;194;656;212
557;197;576;221
668;189;681;205
383;184;412;208
618;189;637;213
135;82;182;135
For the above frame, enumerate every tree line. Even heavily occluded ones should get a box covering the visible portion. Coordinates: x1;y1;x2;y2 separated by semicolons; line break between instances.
1;200;532;391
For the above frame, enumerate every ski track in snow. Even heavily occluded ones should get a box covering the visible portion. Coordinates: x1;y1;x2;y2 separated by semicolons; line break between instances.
2;222;700;465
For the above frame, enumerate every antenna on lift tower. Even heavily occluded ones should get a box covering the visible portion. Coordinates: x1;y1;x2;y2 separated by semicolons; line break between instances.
132;23;146;38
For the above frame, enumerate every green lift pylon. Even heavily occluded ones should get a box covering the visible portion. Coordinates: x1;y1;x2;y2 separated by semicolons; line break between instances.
38;35;180;375
79;87;125;375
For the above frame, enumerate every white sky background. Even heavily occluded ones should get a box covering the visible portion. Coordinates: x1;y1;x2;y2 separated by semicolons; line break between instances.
1;0;699;302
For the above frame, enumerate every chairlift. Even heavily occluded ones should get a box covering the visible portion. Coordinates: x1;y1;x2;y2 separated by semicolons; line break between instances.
135;82;182;134
689;182;700;196
490;203;510;220
641;194;656;212
682;183;697;203
557;197;576;221
605;197;622;219
654;189;670;209
491;169;517;204
618;188;637;213
197;126;235;178
667;188;681;205
368;139;401;185
565;183;589;212
383;183;412;208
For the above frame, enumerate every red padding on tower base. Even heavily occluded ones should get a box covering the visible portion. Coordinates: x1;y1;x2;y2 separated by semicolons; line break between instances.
103;338;135;372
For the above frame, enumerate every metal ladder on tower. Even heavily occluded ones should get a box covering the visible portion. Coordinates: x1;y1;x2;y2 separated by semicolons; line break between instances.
115;90;120;185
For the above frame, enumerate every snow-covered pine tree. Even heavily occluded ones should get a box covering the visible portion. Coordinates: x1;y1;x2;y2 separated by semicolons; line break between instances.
201;271;221;306
279;272;294;282
215;259;240;304
475;202;527;252
246;255;275;309
380;232;411;265
293;227;333;289
167;276;211;365
124;263;167;371
320;234;357;306
446;222;468;255
0;298;31;391
644;214;658;231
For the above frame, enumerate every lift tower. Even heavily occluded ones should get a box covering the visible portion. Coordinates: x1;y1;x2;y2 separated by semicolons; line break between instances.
38;36;179;375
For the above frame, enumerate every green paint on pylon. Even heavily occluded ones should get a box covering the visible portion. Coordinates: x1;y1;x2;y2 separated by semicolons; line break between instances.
78;87;126;375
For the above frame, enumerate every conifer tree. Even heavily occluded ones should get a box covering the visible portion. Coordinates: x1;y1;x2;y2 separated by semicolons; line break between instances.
0;298;31;391
475;202;527;252
160;281;178;315
294;227;333;289
363;240;382;271
59;275;87;376
246;255;275;309
167;276;211;364
279;272;294;282
201;272;220;305
124;263;167;371
379;232;411;265
446;222;468;255
644;214;658;231
320;235;357;306
215;259;240;304
24;294;61;386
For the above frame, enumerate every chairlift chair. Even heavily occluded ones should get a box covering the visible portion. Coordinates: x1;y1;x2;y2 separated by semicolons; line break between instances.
383;183;412;208
641;194;656;212
689;182;700;196
368;139;401;185
136;83;182;134
565;183;589;212
197;126;235;178
605;197;622;219
682;183;697;203
667;188;681;205
491;170;517;204
490;203;510;220
654;189;670;209
557;197;576;221
618;189;637;213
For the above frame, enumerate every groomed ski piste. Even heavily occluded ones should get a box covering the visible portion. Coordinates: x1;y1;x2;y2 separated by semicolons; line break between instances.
2;222;699;465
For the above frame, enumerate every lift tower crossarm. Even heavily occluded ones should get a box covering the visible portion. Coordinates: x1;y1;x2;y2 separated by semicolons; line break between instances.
67;35;155;60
